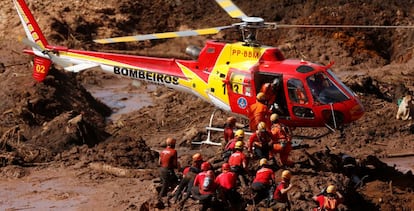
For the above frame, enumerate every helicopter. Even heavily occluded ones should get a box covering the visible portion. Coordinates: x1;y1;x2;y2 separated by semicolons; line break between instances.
13;0;370;135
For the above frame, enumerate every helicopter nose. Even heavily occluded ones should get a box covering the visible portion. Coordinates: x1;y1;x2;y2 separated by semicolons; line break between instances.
349;103;365;121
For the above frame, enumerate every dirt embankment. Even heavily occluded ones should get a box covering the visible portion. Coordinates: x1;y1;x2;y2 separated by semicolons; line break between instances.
0;0;413;210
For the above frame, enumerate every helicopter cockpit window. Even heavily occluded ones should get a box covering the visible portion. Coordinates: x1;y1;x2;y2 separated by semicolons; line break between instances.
327;69;356;97
287;79;308;104
306;72;349;104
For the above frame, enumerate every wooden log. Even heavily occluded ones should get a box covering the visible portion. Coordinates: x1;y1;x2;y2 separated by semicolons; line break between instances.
89;162;155;178
89;162;130;177
387;152;414;158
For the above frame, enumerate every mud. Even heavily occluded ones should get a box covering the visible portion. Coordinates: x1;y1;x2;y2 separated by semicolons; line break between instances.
0;0;413;210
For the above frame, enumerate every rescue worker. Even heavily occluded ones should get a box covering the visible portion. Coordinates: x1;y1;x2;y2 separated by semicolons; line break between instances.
309;73;329;103
215;163;242;210
158;137;178;198
223;116;237;147
270;170;294;210
193;162;217;211
248;122;273;159
251;158;275;205
261;83;276;107
260;78;281;109
269;113;293;167
312;184;344;211
247;92;271;131
228;141;249;187
172;153;203;204
222;129;245;162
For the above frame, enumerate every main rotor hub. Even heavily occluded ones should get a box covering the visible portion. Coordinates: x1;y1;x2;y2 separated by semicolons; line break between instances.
241;17;265;29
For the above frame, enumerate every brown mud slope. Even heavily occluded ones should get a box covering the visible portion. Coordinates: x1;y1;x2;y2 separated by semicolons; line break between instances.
0;0;413;210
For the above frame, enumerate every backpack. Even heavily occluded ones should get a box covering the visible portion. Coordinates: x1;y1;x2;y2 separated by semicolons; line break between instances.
322;196;338;211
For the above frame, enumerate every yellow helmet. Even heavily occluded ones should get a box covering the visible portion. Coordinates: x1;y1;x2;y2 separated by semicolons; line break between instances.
256;92;266;101
270;113;279;122
257;122;266;131
259;158;268;166
281;170;292;180
235;141;244;149
192;153;203;162
166;137;176;146
235;129;245;138
326;185;337;194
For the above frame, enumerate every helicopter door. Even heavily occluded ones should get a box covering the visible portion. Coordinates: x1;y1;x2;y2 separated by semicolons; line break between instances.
226;69;254;115
254;74;289;118
286;78;315;121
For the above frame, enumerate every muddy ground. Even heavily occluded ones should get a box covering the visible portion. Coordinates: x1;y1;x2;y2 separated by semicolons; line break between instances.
0;0;413;210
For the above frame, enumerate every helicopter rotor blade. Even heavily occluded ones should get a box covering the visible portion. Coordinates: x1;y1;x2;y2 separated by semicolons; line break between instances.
265;23;414;29
94;26;233;44
215;0;247;19
19;37;70;67
19;37;44;51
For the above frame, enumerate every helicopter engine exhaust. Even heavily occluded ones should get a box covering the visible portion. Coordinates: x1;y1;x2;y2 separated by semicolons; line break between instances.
185;45;201;59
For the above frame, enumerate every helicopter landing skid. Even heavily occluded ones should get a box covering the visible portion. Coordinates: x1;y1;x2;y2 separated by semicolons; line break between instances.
191;109;223;146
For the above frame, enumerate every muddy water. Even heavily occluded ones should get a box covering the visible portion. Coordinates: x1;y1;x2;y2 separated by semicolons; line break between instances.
86;79;155;121
0;168;90;210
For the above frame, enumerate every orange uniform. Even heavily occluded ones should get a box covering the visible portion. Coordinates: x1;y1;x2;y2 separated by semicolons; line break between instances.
270;123;292;166
248;131;272;159
261;83;276;107
247;101;271;131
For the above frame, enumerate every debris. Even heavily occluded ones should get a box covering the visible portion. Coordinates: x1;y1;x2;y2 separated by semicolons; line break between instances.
396;95;413;120
386;152;414;158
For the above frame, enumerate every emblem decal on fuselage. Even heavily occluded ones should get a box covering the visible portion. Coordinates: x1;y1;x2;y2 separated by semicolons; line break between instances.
237;97;247;109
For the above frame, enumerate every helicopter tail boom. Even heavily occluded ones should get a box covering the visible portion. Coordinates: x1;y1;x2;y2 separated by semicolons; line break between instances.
14;0;55;81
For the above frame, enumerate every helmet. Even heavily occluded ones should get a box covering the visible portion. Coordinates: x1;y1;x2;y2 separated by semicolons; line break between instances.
226;116;237;124
272;78;281;89
222;163;230;171
256;92;266;101
235;141;244;149
270;113;279;122
201;162;211;171
259;158;268;167
166;137;176;146
281;170;292;180
235;129;245;138
206;170;214;177
192;153;203;162
326;185;337;194
257;122;266;132
261;83;271;93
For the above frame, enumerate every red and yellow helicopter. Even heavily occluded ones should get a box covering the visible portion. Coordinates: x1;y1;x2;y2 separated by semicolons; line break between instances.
14;0;368;134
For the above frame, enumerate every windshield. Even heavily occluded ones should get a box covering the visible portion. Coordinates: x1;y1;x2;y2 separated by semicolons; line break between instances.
306;72;349;104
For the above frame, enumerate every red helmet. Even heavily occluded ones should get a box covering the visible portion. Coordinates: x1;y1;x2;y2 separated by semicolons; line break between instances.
222;163;230;171
206;170;215;177
226;116;237;125
201;162;211;171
